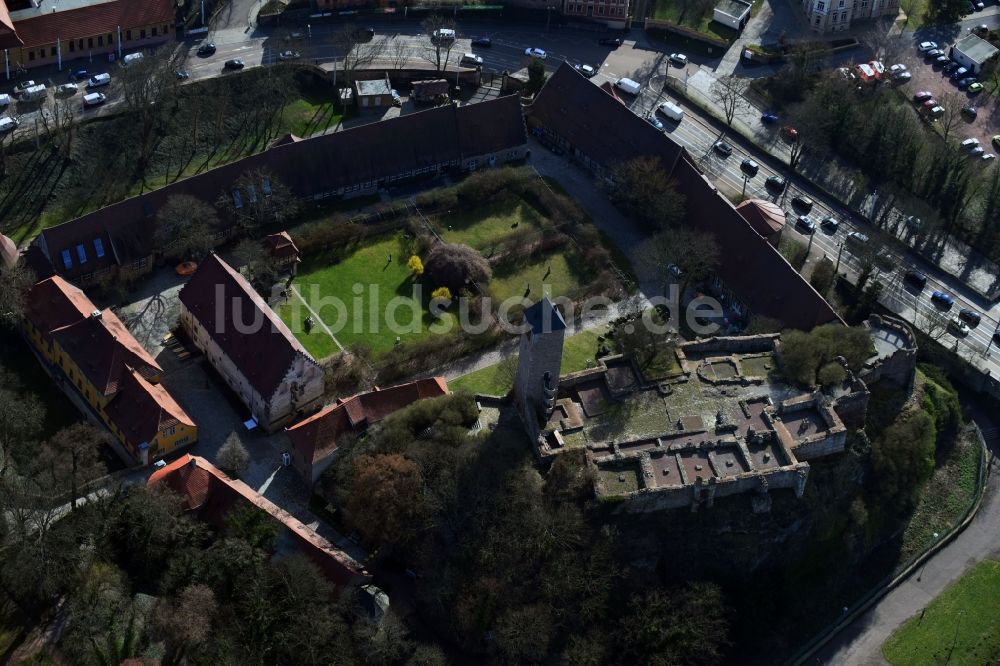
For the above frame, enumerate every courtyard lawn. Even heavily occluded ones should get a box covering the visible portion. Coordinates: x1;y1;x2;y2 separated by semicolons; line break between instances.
277;235;456;359
440;195;546;252
883;560;1000;666
650;0;741;43
489;252;584;304
450;325;607;395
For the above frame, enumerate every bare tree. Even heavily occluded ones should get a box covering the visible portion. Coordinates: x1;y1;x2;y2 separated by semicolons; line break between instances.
36;97;77;158
937;92;965;142
0;260;35;329
420;15;458;73
118;50;180;180
710;75;749;131
33;422;109;509
154;194;220;261
217;433;250;478
216;168;300;237
333;26;389;85
650;228;720;300
919;305;951;341
388;38;411;70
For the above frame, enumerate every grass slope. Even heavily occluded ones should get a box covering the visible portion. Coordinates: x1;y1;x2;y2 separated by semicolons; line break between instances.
883;560;1000;666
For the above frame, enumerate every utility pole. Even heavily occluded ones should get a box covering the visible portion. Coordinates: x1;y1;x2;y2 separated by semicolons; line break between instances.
834;242;844;274
741;174;749;199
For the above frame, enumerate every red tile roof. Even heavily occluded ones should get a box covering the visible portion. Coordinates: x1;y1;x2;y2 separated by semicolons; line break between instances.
51;308;161;395
179;253;315;400
148;455;369;588
736;199;786;237
262;231;300;261
24;275;94;337
286;377;449;465
104;367;196;451
5;0;174;49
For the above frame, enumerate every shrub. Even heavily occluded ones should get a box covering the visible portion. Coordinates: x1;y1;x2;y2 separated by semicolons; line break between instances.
407;255;424;276
809;257;836;295
779;324;874;386
425;242;492;291
431;286;452;301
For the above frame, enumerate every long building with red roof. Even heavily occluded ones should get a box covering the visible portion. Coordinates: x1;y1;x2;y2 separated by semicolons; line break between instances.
148;454;371;589
286;377;449;485
0;0;175;71
22;275;197;464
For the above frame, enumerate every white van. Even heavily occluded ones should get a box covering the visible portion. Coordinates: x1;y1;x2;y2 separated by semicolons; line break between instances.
121;52;144;67
658;101;684;122
433;28;455;43
614;77;641;95
21;84;47;102
460;53;483;66
88;73;111;88
0;93;10;108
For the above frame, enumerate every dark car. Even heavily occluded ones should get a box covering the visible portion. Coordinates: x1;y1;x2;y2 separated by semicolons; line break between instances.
935;55;952;66
795;215;816;233
821;216;840;232
925;49;944;59
761;111;779;124
766;175;786;191
959;308;982;327
175;69;189;80
792;195;814;212
68;69;88;81
942;61;960;74
951;67;970;80
905;270;928;288
993;328;1000;344
197;42;216;56
471;36;492;47
741;159;759;177
353;27;375;41
958;77;978;90
223;59;244;70
962;105;977;118
713;141;733;157
598;37;623;47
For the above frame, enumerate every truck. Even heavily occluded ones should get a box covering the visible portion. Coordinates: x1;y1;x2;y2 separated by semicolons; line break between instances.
658;101;684;122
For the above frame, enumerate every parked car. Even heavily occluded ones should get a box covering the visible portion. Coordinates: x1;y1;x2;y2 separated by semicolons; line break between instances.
917;41;938;52
279;50;300;60
925;49;944;59
197;42;216;56
821;216;840;232
846;231;869;245
669;52;688;66
971;146;985;156
55;83;78;95
959;308;981;327
224;59;245;70
993;328;1000;344
0;93;9;108
82;92;106;109
958;77;977;89
969;82;985;92
175;69;189;80
0;116;18;133
792;195;814;212
795;215;816;233
121;52;144;67
741;159;759;177
766;175;786;191
974;24;990;35
667;263;683;278
889;63;908;76
616;78;642;95
951;66;970;80
574;63;597;77
86;73;111;88
961;137;981;149
913;90;934;102
934;55;951;66
905;270;927;288
928;105;945;117
942;62;961;75
68;69;88;82
894;69;912;82
646;115;665;131
972;0;985;9
713;141;733;157
949;317;971;336
931;290;955;307
781;124;798;141
922;98;939;109
993;135;1000;149
983;153;997;161
961;105;977;118
471;36;492;47
761;111;779;124
12;80;35;95
524;47;547;59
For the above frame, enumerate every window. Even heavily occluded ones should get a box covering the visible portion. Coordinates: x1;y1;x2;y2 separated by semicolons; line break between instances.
76;244;87;264
140;29;146;39
93;238;105;258
50;47;56;57
817;1;825;10
77;39;83;50
232;190;243;209
261;178;273;196
98;35;103;46
152;26;158;36
126;30;132;41
27;51;34;61
61;250;72;269
108;33;113;45
69;41;75;52
815;15;821;23
246;186;257;204
88;37;93;48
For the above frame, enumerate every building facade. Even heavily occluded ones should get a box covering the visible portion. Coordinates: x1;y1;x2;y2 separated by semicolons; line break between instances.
800;0;897;33
0;0;176;71
561;0;629;27
179;254;325;432
23;276;197;464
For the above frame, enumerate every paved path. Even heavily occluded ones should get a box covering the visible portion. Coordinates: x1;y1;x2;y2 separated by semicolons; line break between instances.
815;402;1000;664
288;284;346;353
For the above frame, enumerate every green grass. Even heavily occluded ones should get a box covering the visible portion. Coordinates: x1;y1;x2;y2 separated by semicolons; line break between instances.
490;252;584;303
883;560;1000;666
440;196;545;251
450;325;607;395
278;235;456;358
650;0;741;43
281;94;345;139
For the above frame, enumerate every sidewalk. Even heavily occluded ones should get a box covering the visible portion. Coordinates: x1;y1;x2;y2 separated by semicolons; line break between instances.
683;66;1000;301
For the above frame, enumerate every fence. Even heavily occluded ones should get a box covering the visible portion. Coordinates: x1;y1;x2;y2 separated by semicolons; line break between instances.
785;425;990;665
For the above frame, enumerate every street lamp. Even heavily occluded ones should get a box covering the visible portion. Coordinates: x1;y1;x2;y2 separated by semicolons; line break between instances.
741;173;749;198
307;23;312;39
546;5;556;32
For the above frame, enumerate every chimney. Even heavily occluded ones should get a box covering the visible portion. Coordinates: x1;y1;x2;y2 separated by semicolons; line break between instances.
90;310;102;319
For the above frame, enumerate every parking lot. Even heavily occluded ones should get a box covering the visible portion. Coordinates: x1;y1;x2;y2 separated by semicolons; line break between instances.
894;34;1000;155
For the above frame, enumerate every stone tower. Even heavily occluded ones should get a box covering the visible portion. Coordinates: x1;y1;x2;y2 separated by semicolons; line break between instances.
513;297;567;442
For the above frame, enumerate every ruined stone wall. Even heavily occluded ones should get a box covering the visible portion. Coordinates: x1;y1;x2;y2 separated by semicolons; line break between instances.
678;334;780;357
832;388;869;429
794;430;847;460
861;314;917;388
